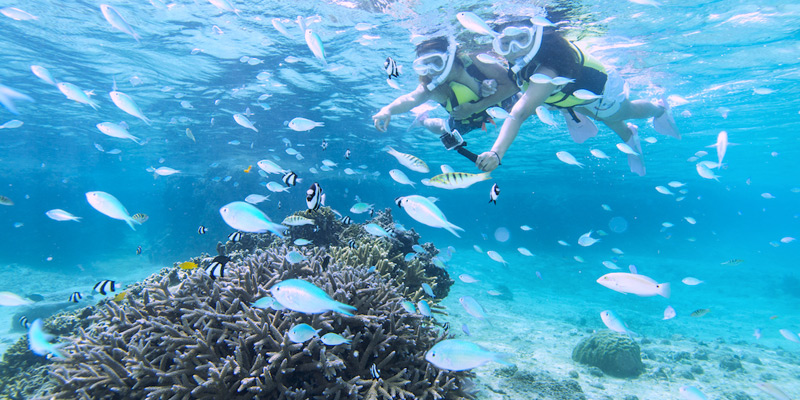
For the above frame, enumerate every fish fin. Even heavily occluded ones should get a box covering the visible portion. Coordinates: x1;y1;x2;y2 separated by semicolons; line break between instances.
657;282;671;298
480;172;492;181
143;117;152;126
125;218;140;231
335;302;357;316
493;352;515;367
445;224;463;238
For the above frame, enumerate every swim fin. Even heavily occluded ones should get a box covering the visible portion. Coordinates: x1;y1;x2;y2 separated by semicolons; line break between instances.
625;123;646;177
561;109;598;144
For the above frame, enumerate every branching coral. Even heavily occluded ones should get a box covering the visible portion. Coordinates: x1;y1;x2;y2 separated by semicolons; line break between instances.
43;245;473;399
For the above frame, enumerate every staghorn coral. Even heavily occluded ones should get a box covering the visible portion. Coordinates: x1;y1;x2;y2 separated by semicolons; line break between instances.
42;245;473;399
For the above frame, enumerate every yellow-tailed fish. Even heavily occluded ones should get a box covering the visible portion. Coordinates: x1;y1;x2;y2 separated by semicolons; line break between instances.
385;146;429;173
179;261;198;270
427;172;491;189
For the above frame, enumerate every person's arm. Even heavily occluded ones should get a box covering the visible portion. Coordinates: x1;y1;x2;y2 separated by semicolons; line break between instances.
372;84;433;132
468;59;519;110
475;67;558;171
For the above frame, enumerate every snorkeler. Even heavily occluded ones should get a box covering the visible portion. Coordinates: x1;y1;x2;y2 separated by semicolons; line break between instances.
372;36;519;161
474;17;680;176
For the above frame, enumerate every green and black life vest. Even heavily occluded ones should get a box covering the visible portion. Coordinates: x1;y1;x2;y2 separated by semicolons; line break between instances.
514;42;607;109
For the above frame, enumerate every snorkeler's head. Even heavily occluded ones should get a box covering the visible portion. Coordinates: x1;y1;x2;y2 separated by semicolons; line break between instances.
412;36;459;90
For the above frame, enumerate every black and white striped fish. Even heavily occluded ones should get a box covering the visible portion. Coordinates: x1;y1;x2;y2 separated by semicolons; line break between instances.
340;215;351;225
384;56;400;79
348;239;358;249
68;292;82;303
370;363;381;378
228;231;242;242
489;183;500;204
93;280;116;295
206;255;231;280
344;149;351;160
282;171;298;186
306;182;323;211
321;140;328;151
198;225;208;234
19;316;30;329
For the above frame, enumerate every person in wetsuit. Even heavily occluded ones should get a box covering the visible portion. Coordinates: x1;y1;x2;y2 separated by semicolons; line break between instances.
372;36;519;156
474;17;680;176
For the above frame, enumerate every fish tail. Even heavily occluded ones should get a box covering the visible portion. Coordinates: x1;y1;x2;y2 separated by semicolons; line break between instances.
480;172;492;181
142;116;152;126
131;135;142;145
89;100;100;110
445;222;464;238
493;352;515;367
125;218;138;231
657;282;671;299
335;302;357;316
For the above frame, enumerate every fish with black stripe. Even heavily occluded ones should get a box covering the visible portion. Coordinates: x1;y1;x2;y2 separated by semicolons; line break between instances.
344;149;351;160
384;56;400;79
348;239;358;249
282;171;298;187
68;292;82;303
340;215;351;225
228;231;242;242
489;183;500;204
198;225;208;234
136;246;142;255
306;182;323;211
18;316;30;329
93;280;116;295
206;255;231;280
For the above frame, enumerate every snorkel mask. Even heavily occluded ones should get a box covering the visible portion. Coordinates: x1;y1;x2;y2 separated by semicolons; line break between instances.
412;36;457;91
492;21;543;74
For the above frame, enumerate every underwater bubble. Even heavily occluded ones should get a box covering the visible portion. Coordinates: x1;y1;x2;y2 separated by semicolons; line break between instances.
494;227;510;243
609;216;628;233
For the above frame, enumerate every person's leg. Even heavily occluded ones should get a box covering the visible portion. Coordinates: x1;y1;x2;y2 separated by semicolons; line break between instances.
603;98;679;139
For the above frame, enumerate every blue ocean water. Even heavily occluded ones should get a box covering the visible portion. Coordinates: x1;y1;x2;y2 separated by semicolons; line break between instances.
1;0;799;397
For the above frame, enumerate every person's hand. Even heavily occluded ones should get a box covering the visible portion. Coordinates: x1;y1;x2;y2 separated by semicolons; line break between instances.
476;151;502;172
450;103;478;120
372;109;391;132
480;79;498;97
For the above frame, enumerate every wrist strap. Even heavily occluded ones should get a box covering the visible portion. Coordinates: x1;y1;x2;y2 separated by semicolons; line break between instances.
489;151;501;165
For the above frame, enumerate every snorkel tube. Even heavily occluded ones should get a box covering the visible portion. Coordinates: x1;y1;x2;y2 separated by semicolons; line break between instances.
510;22;543;75
425;36;457;91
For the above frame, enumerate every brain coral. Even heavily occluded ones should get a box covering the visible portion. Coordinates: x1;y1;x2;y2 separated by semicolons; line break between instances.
571;331;644;378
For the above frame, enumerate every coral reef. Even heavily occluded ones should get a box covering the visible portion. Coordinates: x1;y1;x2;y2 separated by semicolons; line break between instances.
42;245;472;399
0;308;93;400
571;331;644;378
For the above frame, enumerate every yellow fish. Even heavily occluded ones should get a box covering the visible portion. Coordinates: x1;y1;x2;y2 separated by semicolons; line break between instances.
243;165;252;173
186;128;196;142
427;172;491;189
112;291;127;302
179;261;198;270
721;259;743;265
132;213;149;223
690;308;710;317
